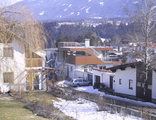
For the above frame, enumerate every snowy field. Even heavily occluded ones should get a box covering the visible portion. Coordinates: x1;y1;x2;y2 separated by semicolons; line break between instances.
56;80;156;108
54;98;142;120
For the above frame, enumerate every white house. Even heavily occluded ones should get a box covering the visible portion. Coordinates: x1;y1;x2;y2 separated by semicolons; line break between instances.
152;70;156;103
92;68;114;89
108;62;156;102
0;40;26;93
0;39;46;93
112;66;136;97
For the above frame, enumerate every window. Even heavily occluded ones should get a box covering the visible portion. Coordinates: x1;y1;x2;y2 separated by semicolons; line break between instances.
119;79;122;85
137;82;141;87
103;66;106;69
74;51;91;56
71;66;73;72
84;68;88;72
79;80;83;82
3;72;14;83
129;79;133;90
148;85;152;90
3;47;13;57
142;83;145;87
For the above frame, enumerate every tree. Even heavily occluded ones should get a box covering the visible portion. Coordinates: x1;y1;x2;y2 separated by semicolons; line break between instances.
126;0;156;101
0;6;46;49
0;5;46;94
85;31;102;46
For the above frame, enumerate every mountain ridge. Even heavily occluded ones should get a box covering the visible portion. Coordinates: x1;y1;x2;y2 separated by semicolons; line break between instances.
3;0;139;21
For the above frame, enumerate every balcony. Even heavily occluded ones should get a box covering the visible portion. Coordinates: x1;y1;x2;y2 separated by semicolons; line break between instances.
26;58;43;67
102;57;122;65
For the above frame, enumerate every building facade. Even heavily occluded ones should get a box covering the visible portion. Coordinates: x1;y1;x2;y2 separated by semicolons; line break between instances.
0;39;46;93
57;40;121;80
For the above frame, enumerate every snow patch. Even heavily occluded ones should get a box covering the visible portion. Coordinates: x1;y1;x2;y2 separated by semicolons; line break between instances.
68;4;72;8
99;2;104;6
77;12;80;16
86;7;91;14
133;1;139;4
80;7;86;11
64;8;68;12
57;15;62;18
88;0;92;2
56;80;71;87
39;11;45;16
62;3;66;6
0;0;23;8
54;98;142;120
70;12;74;15
92;17;103;19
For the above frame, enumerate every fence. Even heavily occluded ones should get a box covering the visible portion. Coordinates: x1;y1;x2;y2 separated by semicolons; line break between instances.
62;87;156;120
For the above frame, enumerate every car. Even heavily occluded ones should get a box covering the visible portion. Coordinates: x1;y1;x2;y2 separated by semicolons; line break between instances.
70;78;91;87
108;53;119;57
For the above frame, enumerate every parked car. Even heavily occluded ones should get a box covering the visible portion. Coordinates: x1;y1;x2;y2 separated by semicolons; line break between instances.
108;53;119;57
70;78;91;87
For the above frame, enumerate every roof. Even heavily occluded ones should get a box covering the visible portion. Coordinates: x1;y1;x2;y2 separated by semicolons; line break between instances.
93;68;112;73
141;43;156;49
35;50;46;58
107;62;141;72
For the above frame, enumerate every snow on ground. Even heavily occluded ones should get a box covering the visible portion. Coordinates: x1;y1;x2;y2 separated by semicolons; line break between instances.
74;86;156;108
56;81;156;107
54;98;142;120
56;80;71;87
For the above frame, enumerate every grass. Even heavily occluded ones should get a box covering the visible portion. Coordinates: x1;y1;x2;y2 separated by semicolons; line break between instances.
23;92;59;105
23;92;74;120
0;100;48;120
0;92;74;120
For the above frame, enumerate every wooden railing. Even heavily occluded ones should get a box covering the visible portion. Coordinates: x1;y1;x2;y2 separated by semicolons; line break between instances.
25;58;43;67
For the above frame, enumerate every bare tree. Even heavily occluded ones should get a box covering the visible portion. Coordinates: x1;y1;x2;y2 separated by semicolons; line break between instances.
0;5;46;94
0;6;46;49
125;0;156;100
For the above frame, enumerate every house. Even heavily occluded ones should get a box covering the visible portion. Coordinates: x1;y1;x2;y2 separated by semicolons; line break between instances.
152;70;156;103
108;63;137;99
57;39;121;80
92;68;114;90
107;62;156;103
0;39;46;93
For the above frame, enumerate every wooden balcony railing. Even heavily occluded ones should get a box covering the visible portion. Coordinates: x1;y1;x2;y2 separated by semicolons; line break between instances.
26;58;43;67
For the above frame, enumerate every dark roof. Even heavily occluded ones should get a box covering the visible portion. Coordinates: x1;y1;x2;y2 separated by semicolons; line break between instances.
107;62;141;72
93;68;112;73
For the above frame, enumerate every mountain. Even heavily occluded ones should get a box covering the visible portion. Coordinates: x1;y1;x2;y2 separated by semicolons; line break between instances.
6;0;139;21
0;0;23;8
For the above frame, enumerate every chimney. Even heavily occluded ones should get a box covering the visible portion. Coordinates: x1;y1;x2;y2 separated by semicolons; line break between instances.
85;39;90;47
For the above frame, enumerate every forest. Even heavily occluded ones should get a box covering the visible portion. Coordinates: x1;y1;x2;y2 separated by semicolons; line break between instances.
43;20;156;48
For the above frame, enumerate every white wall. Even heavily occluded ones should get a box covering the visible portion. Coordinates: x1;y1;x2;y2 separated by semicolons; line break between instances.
92;70;113;87
85;39;90;47
65;63;88;79
93;70;102;86
0;40;26;93
101;73;112;88
113;67;136;96
152;71;156;100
